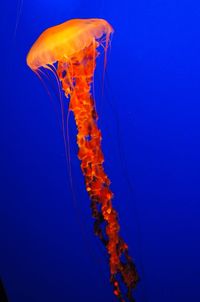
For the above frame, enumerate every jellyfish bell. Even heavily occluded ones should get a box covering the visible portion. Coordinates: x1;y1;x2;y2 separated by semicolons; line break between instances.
26;18;114;71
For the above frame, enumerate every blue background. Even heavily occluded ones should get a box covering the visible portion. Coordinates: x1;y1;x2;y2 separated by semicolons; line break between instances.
1;1;200;302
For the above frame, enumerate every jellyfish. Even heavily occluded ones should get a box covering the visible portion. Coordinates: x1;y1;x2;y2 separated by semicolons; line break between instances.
27;18;139;302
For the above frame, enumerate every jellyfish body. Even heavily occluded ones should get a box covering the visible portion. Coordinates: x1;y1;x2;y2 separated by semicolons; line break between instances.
27;18;139;302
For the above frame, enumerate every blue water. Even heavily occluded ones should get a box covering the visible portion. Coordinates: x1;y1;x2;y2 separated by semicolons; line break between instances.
1;1;200;302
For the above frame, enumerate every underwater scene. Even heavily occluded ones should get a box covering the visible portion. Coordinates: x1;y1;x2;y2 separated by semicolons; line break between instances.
1;1;200;302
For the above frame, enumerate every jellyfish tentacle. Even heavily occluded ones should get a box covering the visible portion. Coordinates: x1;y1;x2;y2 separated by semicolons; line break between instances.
57;43;139;302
